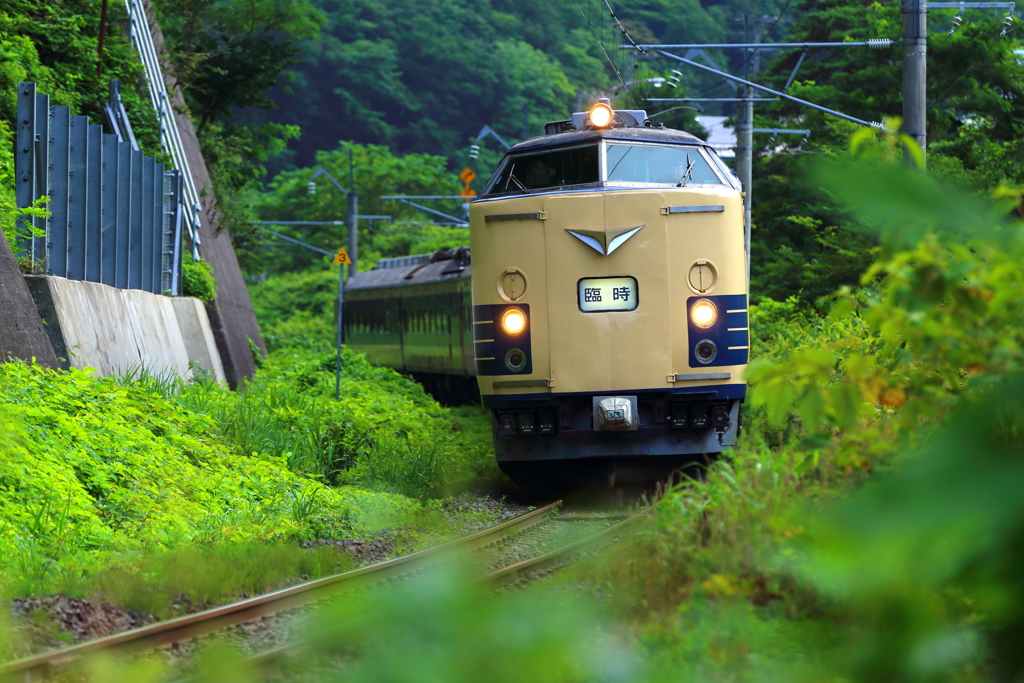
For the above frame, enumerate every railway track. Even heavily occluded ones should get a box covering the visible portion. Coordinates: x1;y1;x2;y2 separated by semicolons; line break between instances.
1;503;647;682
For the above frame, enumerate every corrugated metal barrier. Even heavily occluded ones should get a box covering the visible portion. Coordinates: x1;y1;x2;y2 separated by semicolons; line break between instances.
14;82;183;295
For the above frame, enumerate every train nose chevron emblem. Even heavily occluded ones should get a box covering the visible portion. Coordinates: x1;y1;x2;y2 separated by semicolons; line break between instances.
566;225;644;255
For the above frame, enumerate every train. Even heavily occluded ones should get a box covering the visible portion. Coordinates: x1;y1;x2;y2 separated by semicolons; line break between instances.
345;99;748;485
344;247;477;404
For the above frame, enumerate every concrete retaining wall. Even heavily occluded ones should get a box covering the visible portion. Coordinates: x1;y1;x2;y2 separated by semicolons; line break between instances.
171;298;227;382
0;237;58;368
146;2;265;388
25;276;226;383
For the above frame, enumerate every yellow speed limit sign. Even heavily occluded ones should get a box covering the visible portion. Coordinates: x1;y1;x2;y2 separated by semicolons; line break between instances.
332;247;352;265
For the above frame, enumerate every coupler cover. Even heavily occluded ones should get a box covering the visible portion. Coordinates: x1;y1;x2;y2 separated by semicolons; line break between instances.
593;396;639;431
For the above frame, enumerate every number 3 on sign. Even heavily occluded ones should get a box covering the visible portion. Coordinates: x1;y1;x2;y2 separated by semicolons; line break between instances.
332;247;352;265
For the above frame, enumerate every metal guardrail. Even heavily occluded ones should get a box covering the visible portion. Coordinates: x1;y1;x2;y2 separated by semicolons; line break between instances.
124;0;202;263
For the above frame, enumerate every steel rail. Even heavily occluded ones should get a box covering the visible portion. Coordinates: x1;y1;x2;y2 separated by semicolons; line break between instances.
223;508;651;679
0;503;558;681
483;511;648;586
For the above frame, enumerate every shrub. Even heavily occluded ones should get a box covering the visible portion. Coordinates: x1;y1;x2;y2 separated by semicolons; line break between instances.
181;258;217;301
0;361;425;599
176;346;497;497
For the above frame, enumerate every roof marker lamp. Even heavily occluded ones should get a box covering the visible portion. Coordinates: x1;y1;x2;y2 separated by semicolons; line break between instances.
589;102;614;128
691;299;717;328
501;307;527;335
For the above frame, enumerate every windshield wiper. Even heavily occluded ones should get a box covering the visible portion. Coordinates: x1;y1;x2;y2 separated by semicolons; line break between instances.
503;163;531;194
607;146;633;179
678;154;696;187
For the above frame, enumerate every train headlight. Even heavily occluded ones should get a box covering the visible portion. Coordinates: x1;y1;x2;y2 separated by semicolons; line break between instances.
501;307;527;335
691;299;717;328
589;102;614;128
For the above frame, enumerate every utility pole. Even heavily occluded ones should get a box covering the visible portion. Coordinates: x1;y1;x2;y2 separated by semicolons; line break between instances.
902;0;928;167
250;223;350;400
311;160;359;278
347;147;358;279
734;15;755;290
737;94;753;289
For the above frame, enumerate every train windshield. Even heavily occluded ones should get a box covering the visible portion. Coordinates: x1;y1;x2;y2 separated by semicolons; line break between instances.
605;143;724;186
485;144;600;194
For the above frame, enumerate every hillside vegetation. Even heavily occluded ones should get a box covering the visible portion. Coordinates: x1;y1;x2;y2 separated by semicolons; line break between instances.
0;343;495;646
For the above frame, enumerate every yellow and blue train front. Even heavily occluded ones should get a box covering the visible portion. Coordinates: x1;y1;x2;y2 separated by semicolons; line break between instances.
470;188;747;470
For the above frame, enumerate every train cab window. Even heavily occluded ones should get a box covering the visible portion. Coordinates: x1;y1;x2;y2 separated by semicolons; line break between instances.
485;144;599;194
606;144;724;186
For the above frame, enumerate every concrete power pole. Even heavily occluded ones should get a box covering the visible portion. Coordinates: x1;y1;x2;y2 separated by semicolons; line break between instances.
736;91;753;289
902;0;928;166
347;147;358;278
735;14;755;290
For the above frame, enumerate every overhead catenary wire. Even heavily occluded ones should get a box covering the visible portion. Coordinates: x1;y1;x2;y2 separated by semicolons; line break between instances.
690;0;796;98
657;50;889;130
602;0;647;54
572;0;634;104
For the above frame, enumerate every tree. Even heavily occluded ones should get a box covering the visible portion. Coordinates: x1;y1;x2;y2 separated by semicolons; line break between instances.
259;0;783;170
746;0;1024;303
252;141;466;275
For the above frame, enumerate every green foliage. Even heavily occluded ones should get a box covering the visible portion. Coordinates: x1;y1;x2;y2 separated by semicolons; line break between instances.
180;346;497;497
152;0;323;135
247;337;264;369
250;267;338;349
308;568;644;683
748;158;1024;469
0;353;495;605
0;0;162;156
750;1;1024;304
96;542;353;619
196;119;303;275
1;565;647;681
800;380;1024;682
181;257;218;302
0;361;397;599
0;119;48;264
260;0;785;169
553;156;1024;682
143;0;320;272
338;432;454;500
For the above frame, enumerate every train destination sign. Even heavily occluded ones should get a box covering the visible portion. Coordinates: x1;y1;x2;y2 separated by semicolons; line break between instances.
577;276;639;313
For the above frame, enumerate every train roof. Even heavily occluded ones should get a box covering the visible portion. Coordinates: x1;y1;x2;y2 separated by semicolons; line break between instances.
345;247;470;291
510;125;707;153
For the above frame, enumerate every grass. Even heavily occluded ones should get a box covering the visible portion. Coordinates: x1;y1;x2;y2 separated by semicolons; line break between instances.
0;342;500;622
95;542;355;619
